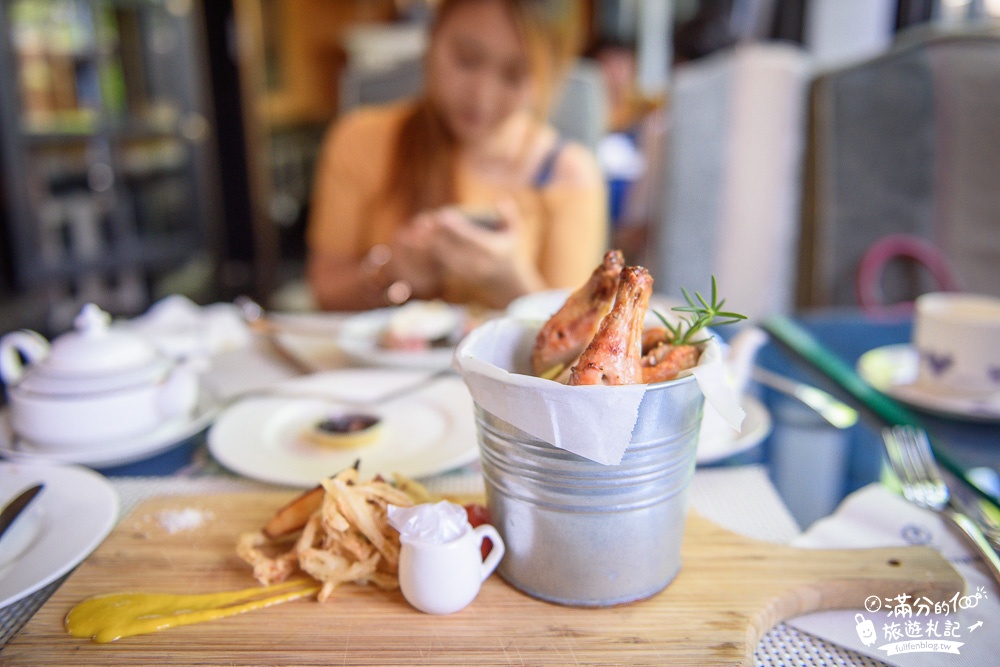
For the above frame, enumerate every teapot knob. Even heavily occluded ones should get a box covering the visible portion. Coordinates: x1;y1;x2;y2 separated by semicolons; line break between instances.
74;304;112;336
0;330;51;385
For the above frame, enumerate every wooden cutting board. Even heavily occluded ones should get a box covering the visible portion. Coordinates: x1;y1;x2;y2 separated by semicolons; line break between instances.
3;492;962;667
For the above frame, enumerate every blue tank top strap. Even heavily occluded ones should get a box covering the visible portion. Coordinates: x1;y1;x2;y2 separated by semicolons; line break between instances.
531;139;565;188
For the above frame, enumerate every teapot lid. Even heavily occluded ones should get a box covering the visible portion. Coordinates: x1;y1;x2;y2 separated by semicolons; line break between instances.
42;304;159;376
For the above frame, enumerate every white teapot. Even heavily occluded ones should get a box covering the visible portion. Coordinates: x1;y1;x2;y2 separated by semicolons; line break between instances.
0;304;200;450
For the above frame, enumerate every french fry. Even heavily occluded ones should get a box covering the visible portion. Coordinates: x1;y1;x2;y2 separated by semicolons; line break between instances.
391;474;433;504
262;485;325;539
238;468;429;601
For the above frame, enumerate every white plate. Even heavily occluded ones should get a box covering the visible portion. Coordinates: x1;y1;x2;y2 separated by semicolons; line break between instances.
0;462;117;608
696;395;772;465
207;369;478;487
857;344;1000;422
334;307;462;371
0;393;219;468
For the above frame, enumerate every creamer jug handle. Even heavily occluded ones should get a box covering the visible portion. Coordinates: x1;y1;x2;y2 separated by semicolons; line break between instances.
474;524;505;582
0;330;50;385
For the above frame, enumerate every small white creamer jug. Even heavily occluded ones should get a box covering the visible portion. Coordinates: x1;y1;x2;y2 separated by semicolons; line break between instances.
389;501;505;615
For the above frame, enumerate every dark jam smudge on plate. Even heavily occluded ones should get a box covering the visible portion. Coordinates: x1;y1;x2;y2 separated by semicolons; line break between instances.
316;414;381;434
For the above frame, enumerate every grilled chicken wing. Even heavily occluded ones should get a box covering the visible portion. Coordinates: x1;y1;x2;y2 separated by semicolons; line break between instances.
641;326;671;355
530;249;625;376
569;266;652;386
641;343;701;384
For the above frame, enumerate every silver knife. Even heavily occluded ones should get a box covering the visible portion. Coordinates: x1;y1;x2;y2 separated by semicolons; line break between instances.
0;483;44;542
752;366;859;429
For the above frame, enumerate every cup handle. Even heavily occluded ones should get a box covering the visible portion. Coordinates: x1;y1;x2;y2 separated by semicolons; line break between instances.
474;524;505;582
0;330;50;385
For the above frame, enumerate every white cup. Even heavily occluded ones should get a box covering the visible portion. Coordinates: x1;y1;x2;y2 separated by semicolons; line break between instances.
912;292;1000;397
398;523;504;615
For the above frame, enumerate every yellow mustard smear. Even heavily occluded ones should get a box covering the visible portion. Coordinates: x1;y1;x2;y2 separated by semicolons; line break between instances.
65;579;320;643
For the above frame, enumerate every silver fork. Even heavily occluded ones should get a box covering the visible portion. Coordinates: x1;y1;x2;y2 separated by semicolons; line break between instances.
881;425;1000;586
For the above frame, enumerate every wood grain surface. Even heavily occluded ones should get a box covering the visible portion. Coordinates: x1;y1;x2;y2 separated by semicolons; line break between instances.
2;492;963;667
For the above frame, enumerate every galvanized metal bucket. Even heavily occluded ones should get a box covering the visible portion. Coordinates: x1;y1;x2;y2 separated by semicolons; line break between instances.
474;375;704;607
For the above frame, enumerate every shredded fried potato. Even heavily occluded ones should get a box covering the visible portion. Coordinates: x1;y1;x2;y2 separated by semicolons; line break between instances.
236;468;433;602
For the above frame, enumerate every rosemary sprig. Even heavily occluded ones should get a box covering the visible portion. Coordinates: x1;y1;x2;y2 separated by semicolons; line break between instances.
652;276;747;346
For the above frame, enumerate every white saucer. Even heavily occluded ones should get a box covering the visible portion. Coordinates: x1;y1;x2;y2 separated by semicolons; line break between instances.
207;369;478;487
0;462;118;608
0;393;219;468
696;395;772;465
857;344;1000;422
334;307;462;371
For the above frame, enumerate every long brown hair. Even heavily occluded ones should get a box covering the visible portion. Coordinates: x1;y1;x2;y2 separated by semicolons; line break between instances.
384;0;582;218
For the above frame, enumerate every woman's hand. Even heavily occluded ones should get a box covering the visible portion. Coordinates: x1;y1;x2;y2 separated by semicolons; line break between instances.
387;213;444;299
430;199;545;307
307;215;442;310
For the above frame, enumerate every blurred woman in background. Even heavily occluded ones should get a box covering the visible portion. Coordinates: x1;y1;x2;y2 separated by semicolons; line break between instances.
306;0;608;311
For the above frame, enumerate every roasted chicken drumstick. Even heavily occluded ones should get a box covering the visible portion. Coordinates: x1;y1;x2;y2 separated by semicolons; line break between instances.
530;249;625;376
569;265;653;386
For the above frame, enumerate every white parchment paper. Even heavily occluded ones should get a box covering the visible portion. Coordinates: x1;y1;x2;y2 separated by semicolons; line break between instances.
453;318;744;465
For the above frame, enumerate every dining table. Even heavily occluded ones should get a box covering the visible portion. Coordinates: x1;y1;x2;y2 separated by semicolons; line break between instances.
0;300;997;666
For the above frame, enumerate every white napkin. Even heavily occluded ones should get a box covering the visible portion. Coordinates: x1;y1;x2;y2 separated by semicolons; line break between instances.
696;326;768;452
125;295;251;361
789;484;999;666
453;318;744;465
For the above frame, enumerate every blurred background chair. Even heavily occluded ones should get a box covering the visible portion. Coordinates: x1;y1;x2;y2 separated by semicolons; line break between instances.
548;59;609;154
797;25;1000;312
339;57;424;113
648;42;811;321
339;57;607;152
